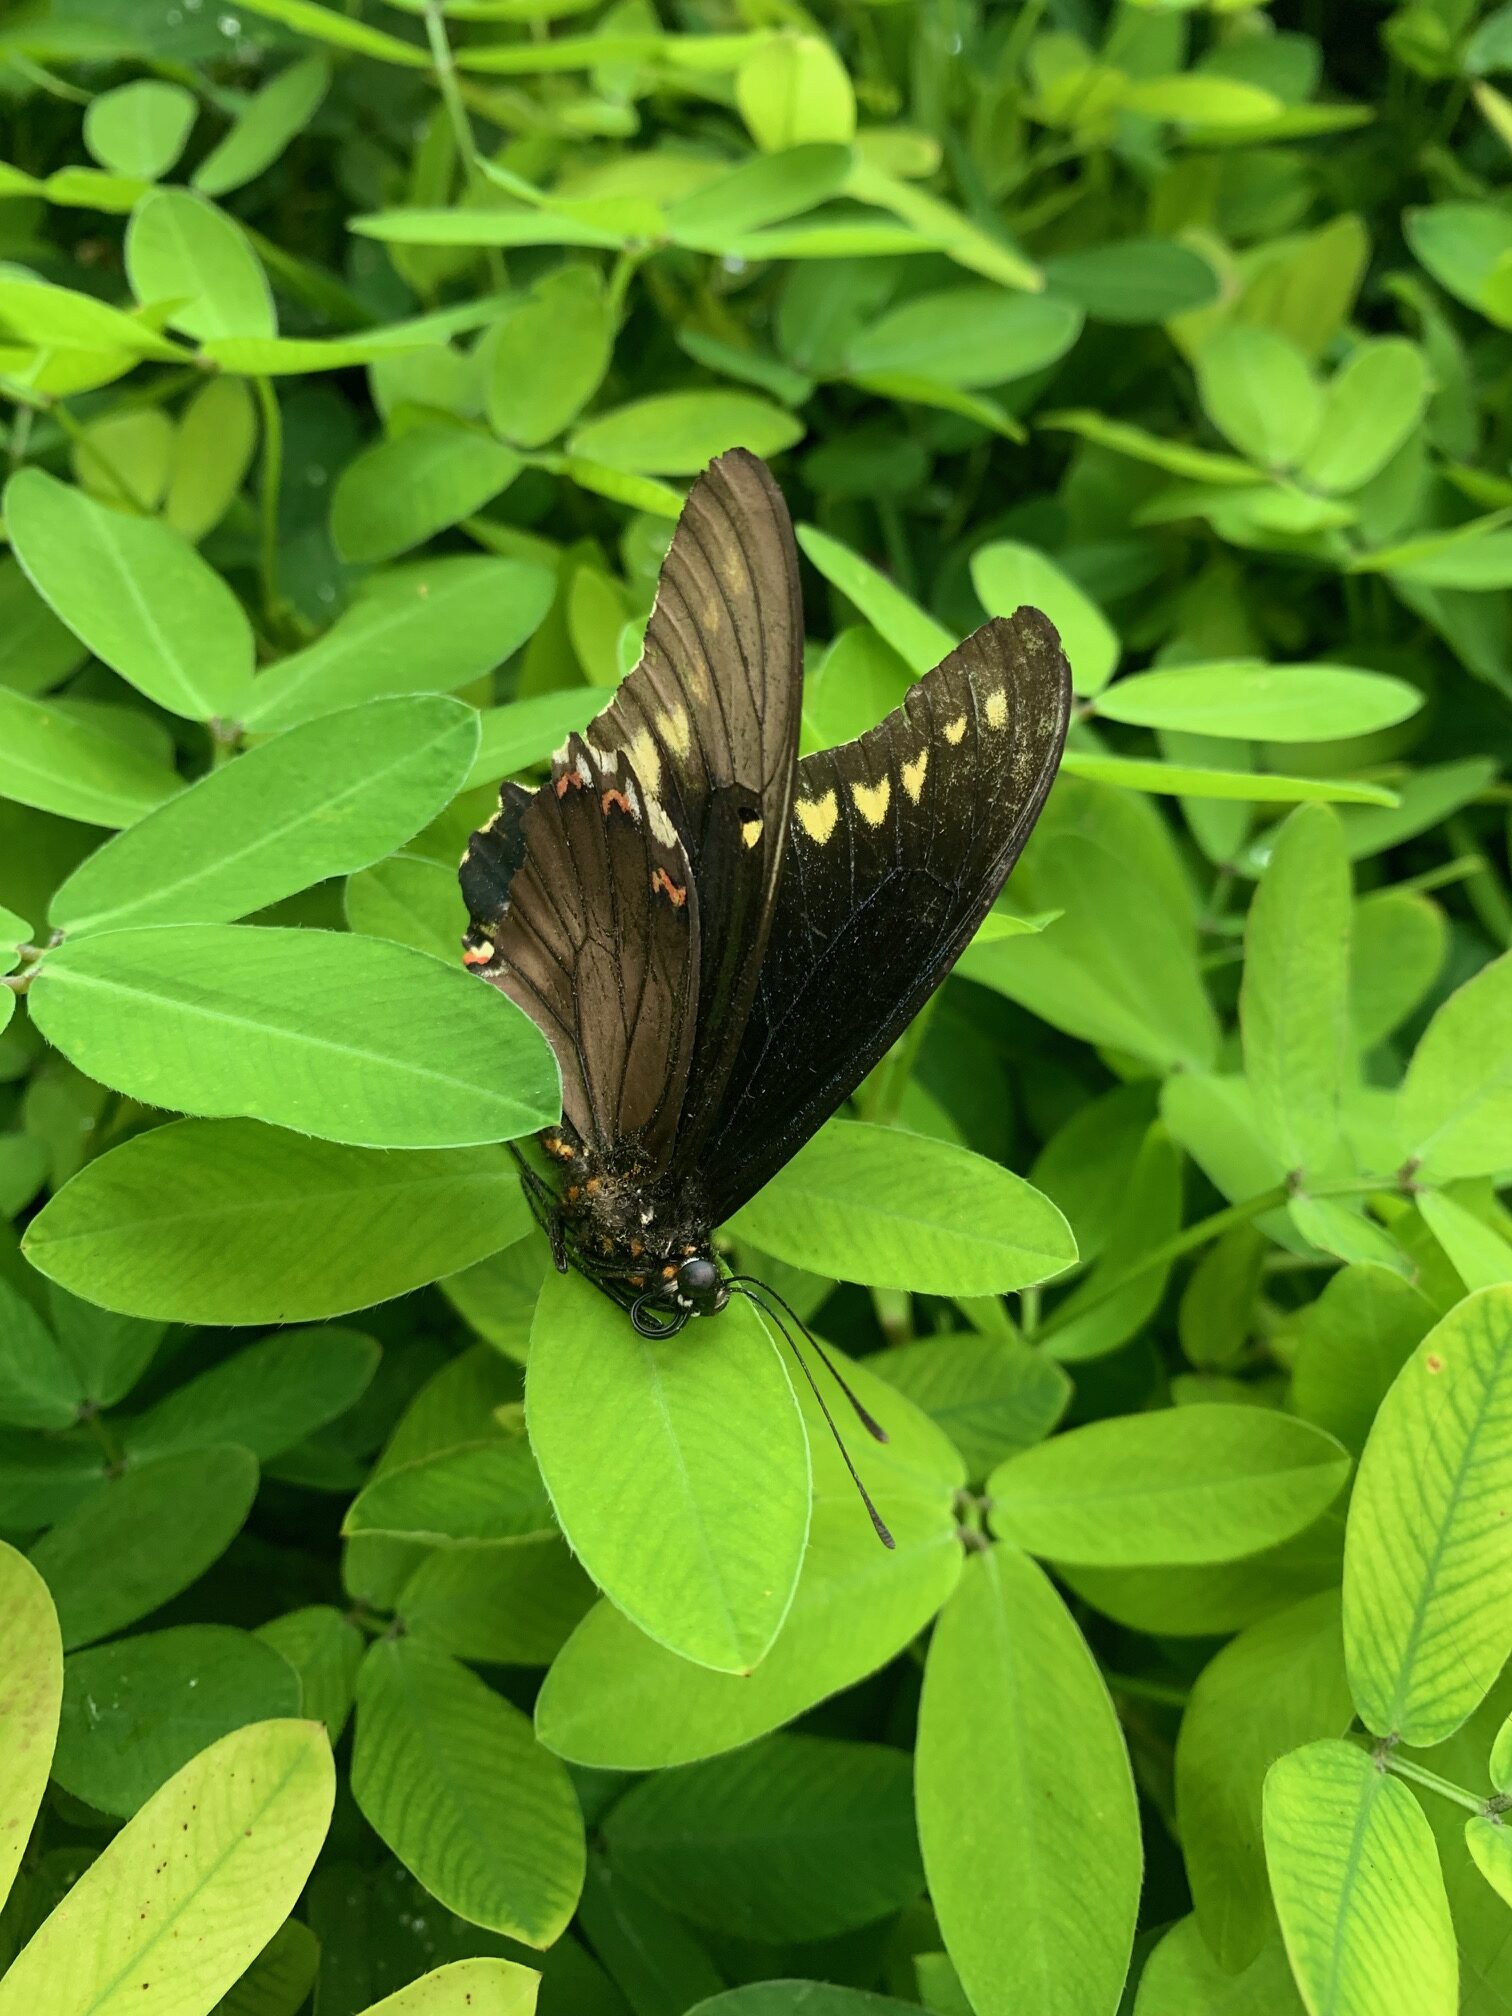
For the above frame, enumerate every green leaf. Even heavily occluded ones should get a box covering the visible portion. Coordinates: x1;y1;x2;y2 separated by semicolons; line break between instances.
254;1605;364;1743
212;0;427;64
486;267;612;448
125;187;276;342
84;81;195;182
0;1543;62;1910
1240;804;1352;1175
916;1546;1140;2016
536;1343;961;1766
125;1327;379;1462
846;288;1082;391
344;1438;553;1545
244;558;553;733
731;1120;1076;1295
665;144;850;251
0;552;87;697
1351;891;1447;1050
1300;340;1431;493
4;468;255;721
1060;752;1397;806
23;1119;530;1325
1043;238;1218;324
344;854;457;962
867;1332;1070;1481
1174;1592;1354;1971
526;1269;809;1674
468;688;604;788
1095;662;1420;740
1335;758;1498;861
396;1540;595;1668
352;1638;583;1945
1196;326;1322;470
971;540;1119;696
53;1624;301;1817
1123;73;1285;127
604;1733;922;1941
1342;1286;1512;1745
0;1272;86;1428
735;33;856;150
50;696;478;934
688;1992;917;2016
1417;1187;1512;1290
1465;1812;1512;1911
163;375;257;542
0;1719;333;2016
354;1961;541;2016
29;1446;259;1650
1133;1920;1304;2016
27;925;559;1150
1264;1739;1457;2016
1290;1263;1436;1455
1040;1122;1184;1363
987;1405;1351;1566
192;55;331;197
217;1923;320;2016
797;524;955;675
331;425;523;565
568;392;804;476
1399;951;1512;1181
0;277;186;360
1404;202;1512;325
0;687;179;829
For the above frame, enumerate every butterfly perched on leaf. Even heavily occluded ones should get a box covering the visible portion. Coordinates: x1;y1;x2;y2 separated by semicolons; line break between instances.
461;449;1070;1540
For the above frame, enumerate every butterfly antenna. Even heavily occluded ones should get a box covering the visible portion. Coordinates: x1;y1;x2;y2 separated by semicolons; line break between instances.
730;1282;895;1551
726;1277;889;1444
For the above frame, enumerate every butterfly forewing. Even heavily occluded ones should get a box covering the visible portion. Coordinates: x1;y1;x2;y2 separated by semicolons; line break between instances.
461;447;801;1182
691;609;1071;1224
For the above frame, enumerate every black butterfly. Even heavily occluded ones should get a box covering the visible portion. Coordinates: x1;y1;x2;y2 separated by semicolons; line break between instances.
460;449;1070;1540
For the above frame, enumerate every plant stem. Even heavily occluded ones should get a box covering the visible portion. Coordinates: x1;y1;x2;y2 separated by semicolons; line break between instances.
423;0;478;168
1037;1176;1396;1343
1382;1752;1486;1815
252;376;284;632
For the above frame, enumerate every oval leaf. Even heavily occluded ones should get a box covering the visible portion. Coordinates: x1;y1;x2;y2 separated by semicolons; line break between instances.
987;1405;1351;1567
526;1268;809;1675
568;391;803;476
125;187;276;342
0;1542;62;1907
1400;951;1512;1181
731;1119;1076;1295
50;696;478;935
352;1638;583;1947
28;925;558;1149
0;1719;333;2016
23;1119;531;1324
917;1545;1141;2016
1264;1739;1456;2016
1342;1284;1512;1745
4;468;254;720
1096;662;1422;741
331;425;522;565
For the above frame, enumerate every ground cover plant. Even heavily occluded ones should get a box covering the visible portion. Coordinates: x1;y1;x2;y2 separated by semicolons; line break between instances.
0;0;1510;2012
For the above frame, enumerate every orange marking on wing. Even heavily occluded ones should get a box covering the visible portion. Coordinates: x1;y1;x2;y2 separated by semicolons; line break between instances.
601;788;634;818
650;866;688;907
555;770;584;797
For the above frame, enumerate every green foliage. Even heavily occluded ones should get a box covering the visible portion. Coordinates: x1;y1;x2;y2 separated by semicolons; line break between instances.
1;3;1510;2012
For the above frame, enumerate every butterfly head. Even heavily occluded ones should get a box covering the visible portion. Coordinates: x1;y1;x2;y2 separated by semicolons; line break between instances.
630;1252;729;1335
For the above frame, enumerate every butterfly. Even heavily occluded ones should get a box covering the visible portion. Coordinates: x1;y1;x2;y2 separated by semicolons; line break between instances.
460;449;1071;1542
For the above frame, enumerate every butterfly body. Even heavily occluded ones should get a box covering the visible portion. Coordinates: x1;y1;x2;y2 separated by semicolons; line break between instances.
460;448;1071;1340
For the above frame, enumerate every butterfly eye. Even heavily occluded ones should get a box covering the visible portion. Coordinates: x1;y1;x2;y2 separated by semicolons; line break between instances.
677;1256;725;1311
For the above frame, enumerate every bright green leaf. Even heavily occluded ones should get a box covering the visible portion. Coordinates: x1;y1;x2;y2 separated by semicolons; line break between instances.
0;1543;62;1910
1400;951;1512;1181
971;541;1119;696
1342;1286;1512;1745
331;425;522;564
193;55;331;197
125;187;276;341
84;81;195;182
569;392;803;476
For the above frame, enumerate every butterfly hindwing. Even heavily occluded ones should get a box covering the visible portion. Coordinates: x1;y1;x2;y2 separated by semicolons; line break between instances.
691;609;1071;1223
466;736;700;1170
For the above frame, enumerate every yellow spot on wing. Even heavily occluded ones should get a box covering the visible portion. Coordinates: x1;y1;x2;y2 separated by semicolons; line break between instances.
902;750;928;802
797;790;838;843
628;726;662;792
852;776;891;826
740;815;763;850
985;690;1008;729
944;714;967;745
657;702;692;758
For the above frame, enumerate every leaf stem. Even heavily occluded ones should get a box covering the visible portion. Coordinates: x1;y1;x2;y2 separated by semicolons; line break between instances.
1037;1176;1397;1343
1380;1751;1486;1815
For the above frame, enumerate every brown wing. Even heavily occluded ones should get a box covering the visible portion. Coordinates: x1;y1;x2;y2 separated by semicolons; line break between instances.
462;447;803;1179
691;610;1071;1224
569;446;802;1158
462;738;700;1171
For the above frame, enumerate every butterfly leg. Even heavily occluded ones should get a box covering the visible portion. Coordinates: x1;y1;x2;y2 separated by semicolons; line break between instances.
508;1143;570;1272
